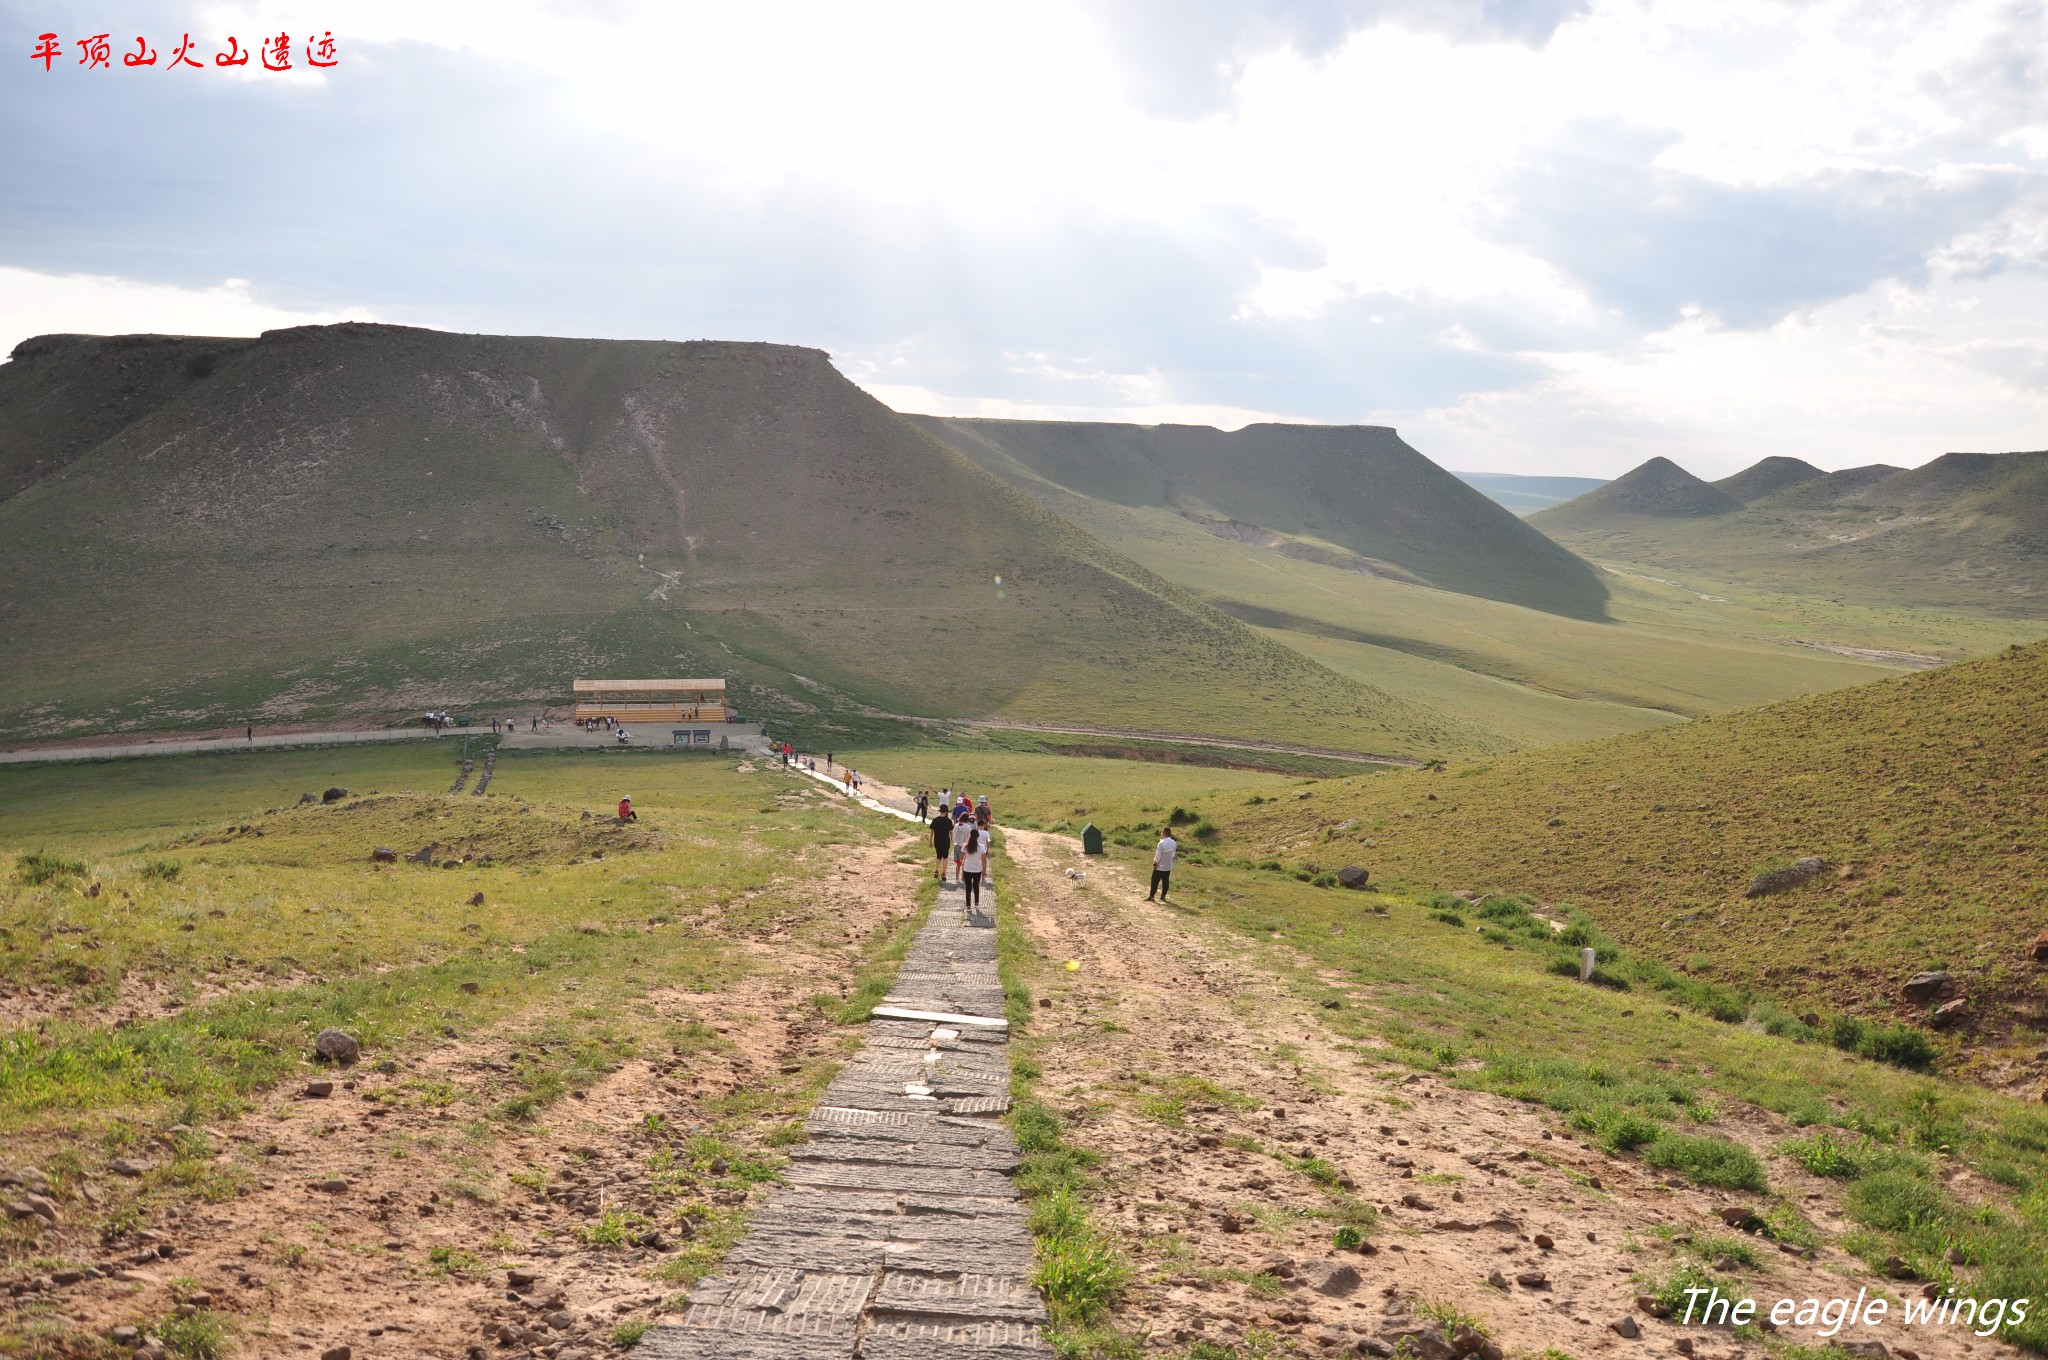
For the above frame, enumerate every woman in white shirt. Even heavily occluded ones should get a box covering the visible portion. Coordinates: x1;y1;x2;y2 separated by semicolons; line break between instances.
958;826;989;909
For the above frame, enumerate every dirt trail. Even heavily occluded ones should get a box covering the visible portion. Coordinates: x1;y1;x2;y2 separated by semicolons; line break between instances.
3;835;922;1360
1001;829;2005;1360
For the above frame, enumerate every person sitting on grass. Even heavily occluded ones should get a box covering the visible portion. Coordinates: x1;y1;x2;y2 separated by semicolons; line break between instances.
618;796;637;823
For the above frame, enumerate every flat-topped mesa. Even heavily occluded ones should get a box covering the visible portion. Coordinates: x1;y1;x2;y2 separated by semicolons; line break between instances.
913;414;1612;621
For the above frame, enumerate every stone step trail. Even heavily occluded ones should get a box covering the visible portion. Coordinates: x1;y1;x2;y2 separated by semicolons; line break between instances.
639;886;1049;1360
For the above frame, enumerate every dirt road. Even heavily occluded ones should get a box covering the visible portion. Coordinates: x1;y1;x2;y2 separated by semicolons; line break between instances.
999;828;1997;1359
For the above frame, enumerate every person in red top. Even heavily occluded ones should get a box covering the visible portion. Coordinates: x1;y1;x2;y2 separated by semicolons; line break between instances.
618;796;637;823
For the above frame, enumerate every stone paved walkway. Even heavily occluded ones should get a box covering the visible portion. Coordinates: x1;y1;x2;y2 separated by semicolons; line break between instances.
639;884;1050;1360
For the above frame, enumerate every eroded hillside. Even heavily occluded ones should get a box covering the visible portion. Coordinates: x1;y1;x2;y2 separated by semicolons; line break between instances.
1220;641;2048;1082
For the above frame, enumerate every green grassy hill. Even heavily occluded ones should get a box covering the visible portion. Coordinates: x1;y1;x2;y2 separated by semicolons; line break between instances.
0;325;1483;758
1218;640;2048;1078
1714;455;1826;503
910;416;1613;620
1536;449;2048;614
1536;454;1742;521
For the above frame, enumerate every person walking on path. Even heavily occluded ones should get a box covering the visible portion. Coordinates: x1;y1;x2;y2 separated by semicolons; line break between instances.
929;804;954;881
958;826;989;911
245;724;253;743
915;791;929;822
951;809;975;884
1147;827;1178;901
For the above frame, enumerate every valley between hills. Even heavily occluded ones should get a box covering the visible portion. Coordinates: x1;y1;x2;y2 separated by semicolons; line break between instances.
5;323;2048;1360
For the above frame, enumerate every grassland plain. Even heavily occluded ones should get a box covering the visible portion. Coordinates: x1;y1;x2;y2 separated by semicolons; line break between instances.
0;325;1476;761
933;483;2042;746
0;741;939;1358
1200;640;2048;1084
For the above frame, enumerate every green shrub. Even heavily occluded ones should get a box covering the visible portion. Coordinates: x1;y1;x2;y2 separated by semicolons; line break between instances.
16;851;85;885
1429;910;1466;928
1845;1170;1946;1232
1595;1110;1663;1153
1860;1025;1938;1071
157;1311;234;1360
1782;1130;1861;1179
612;1319;653;1349
1643;1134;1767;1192
140;857;184;881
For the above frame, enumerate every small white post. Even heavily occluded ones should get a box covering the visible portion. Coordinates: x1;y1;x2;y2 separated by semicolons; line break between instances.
1580;948;1597;982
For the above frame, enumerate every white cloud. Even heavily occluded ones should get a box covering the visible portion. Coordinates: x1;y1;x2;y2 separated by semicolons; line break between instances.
0;268;375;359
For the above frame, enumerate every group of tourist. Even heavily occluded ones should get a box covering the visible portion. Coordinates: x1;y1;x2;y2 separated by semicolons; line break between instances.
921;789;994;908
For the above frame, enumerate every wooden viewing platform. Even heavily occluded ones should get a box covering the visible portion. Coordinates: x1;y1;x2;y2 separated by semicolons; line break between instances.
572;678;730;725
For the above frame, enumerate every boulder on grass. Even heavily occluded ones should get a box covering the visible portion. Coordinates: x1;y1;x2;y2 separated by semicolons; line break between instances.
1337;866;1371;889
1744;857;1826;897
1902;971;1952;1004
314;1028;360;1066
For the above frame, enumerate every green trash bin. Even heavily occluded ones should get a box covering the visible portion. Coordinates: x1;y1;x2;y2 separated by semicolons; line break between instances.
1081;823;1104;856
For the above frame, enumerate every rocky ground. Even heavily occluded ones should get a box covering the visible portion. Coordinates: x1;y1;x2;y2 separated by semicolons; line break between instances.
999;828;2013;1360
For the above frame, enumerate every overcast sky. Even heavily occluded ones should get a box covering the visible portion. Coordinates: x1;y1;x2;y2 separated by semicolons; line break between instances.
5;0;2047;476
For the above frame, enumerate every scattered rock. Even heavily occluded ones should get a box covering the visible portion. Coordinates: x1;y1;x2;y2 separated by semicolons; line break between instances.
321;787;348;804
110;1326;139;1345
7;1193;59;1223
1259;1256;1296;1279
1486;1270;1509;1291
312;1178;350;1194
1377;1323;1454;1360
407;843;440;865
51;1269;83;1285
1400;1193;1437;1211
1882;1255;1917;1280
1717;1206;1759;1230
1636;1294;1672;1319
109;1158;154;1178
1296;1259;1362;1296
2029;931;2048;963
507;1269;537;1289
1338;866;1371;889
304;1079;335;1098
321;1347;352;1360
1532;1233;1554;1250
1837;1344;1889;1360
1513;1271;1548;1289
1931;997;1968;1028
315;1028;360;1066
1449;1324;1491;1357
468;891;485;906
1901;971;1952;1004
1675;1340;1695;1356
1744;857;1826;897
299;792;317;804
1610;1315;1640;1339
369;847;398;864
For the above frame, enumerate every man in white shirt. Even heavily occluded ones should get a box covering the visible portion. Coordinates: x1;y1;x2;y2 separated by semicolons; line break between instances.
1147;828;1177;901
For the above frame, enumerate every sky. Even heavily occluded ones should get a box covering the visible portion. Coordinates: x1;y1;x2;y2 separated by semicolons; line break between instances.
4;0;2048;477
